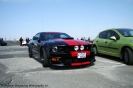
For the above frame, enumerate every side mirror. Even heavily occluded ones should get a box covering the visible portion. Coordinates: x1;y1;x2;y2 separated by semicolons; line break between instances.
110;36;116;41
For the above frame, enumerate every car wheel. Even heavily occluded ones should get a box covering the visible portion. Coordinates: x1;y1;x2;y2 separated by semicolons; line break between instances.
93;46;98;55
29;48;33;58
124;48;133;65
41;48;50;67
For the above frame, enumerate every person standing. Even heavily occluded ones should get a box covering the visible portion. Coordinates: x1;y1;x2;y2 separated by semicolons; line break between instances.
88;37;90;42
26;37;30;45
81;37;84;41
19;37;23;46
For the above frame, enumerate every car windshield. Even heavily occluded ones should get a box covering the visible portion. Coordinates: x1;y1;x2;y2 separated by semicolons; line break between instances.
42;33;72;40
116;29;133;37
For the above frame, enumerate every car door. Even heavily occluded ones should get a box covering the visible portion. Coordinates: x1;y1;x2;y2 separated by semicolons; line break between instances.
32;33;41;58
104;30;120;57
95;31;108;54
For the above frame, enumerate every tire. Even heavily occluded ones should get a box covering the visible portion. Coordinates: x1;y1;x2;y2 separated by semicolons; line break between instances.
29;48;33;58
123;48;133;65
93;46;98;55
41;48;50;67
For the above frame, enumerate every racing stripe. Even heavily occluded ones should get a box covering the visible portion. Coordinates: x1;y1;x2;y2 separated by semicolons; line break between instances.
75;40;88;45
60;39;80;46
59;39;88;46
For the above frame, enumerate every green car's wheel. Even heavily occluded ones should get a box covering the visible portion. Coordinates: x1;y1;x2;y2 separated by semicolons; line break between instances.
93;46;98;55
124;48;133;65
41;48;50;67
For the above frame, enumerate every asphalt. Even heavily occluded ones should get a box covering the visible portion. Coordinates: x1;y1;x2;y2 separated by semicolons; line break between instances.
0;42;133;88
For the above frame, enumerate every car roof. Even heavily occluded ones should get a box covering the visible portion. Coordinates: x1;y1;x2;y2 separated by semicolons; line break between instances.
101;28;133;32
38;32;63;34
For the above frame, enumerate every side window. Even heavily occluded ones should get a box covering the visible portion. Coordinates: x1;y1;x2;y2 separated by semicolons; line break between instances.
40;33;45;41
130;31;133;36
107;30;120;40
35;33;40;39
99;31;107;39
60;34;67;38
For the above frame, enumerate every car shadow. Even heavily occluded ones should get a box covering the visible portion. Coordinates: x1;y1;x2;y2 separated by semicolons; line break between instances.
96;54;125;64
32;57;95;70
50;63;95;70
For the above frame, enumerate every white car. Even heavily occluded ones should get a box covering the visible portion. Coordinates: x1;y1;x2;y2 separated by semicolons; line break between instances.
22;40;27;46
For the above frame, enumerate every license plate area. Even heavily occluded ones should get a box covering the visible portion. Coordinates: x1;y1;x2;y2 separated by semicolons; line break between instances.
77;53;86;58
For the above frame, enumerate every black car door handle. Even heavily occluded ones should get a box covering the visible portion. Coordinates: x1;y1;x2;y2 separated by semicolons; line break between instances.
105;41;108;43
96;40;98;42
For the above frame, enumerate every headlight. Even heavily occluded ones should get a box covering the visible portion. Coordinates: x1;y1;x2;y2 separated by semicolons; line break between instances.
74;46;79;51
130;39;133;42
80;45;84;50
52;46;58;52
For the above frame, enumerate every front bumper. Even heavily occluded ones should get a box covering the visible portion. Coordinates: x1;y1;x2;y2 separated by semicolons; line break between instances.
49;51;95;66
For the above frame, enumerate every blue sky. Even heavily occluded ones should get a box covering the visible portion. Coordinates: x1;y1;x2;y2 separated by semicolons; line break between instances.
0;0;133;40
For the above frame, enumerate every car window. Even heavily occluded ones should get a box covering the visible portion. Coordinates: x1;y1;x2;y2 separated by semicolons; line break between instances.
41;33;72;40
35;33;40;38
60;34;68;38
99;31;107;39
107;30;120;40
130;31;133;36
116;29;133;37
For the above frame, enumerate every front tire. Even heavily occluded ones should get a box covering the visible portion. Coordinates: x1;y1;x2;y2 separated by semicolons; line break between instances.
93;46;98;55
41;48;50;67
29;48;33;58
123;48;133;65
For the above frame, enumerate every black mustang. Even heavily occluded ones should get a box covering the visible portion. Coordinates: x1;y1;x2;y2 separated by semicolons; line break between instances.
28;32;95;67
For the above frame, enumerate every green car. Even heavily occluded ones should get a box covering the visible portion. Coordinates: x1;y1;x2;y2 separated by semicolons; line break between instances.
93;28;133;65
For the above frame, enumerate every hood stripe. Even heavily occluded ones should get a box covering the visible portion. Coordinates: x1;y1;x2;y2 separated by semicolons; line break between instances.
58;39;88;46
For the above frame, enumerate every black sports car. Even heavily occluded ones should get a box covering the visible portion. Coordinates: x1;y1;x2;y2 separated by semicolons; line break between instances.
0;40;7;46
28;32;95;67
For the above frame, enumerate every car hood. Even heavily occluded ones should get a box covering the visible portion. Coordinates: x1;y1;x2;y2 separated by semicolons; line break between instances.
47;39;89;46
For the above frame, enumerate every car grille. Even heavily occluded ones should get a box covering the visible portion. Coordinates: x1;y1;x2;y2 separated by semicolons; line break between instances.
57;45;91;53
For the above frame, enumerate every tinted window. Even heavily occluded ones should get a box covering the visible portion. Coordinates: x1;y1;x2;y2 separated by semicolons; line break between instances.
116;29;133;37
107;30;120;40
41;33;72;40
35;33;40;38
99;31;107;39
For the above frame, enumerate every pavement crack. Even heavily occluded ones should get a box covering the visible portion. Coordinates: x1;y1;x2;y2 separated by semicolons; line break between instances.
0;74;14;86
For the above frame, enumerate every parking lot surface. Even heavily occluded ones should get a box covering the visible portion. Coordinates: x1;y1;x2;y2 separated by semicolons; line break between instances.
0;45;133;88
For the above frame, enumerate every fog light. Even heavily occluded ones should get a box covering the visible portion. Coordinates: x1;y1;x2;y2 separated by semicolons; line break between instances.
52;58;59;61
52;58;57;61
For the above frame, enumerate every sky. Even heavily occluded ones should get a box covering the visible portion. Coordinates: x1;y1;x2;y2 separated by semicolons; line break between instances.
0;0;133;40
